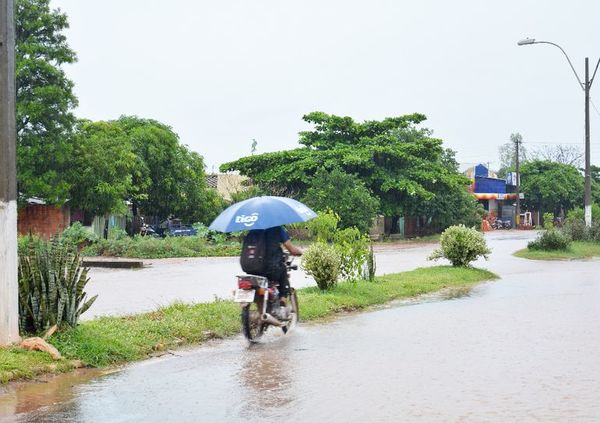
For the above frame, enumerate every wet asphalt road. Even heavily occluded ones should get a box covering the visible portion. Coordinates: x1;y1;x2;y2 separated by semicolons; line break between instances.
2;231;600;422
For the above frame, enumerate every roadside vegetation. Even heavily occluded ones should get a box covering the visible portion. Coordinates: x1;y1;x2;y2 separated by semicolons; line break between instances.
516;207;600;260
1;266;496;383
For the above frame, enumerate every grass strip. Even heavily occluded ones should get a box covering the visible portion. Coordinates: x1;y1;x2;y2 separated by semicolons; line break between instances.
1;266;496;383
514;241;600;260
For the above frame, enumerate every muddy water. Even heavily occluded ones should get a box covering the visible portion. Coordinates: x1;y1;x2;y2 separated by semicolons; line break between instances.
3;232;600;422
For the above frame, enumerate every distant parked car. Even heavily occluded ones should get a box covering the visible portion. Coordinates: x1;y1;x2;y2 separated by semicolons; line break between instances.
156;218;197;237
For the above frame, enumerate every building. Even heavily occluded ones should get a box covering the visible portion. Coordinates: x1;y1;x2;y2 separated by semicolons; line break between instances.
465;164;523;226
207;173;249;201
17;198;70;239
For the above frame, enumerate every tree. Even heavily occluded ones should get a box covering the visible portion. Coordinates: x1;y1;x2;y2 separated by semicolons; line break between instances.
520;160;583;216
67;120;136;217
116;116;222;223
303;168;379;233
528;144;583;167
222;112;473;233
497;133;527;179
16;0;77;203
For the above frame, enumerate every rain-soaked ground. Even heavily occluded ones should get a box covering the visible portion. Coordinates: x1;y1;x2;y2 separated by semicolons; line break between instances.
1;231;599;422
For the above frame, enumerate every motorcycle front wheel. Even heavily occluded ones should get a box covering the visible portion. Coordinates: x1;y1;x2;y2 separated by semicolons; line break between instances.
241;302;265;342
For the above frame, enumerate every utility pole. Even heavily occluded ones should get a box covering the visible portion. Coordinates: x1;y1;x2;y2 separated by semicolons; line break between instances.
584;58;592;227
512;133;522;227
517;38;598;227
0;0;19;345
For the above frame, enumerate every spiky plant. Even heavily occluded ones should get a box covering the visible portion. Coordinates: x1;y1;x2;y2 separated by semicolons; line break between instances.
18;238;97;334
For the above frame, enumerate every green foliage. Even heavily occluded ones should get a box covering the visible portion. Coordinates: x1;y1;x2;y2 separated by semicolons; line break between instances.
229;186;265;204
364;242;376;282
567;205;600;221
83;235;240;259
527;229;571;251
333;227;370;281
520;160;583;216
221;112;472;228
18;239;97;334
60;222;97;246
543;212;555;230
117;116;224;224
16;0;78;203
303;168;379;233
67;120;137;216
429;225;491;267
301;243;342;290
562;218;588;241
306;210;340;242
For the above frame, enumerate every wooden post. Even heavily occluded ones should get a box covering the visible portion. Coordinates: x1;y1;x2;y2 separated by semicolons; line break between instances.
0;0;19;345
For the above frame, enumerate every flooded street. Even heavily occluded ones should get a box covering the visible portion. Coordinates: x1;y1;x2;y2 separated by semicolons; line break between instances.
2;232;600;422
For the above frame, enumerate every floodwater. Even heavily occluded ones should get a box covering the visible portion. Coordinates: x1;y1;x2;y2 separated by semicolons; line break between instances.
83;240;439;319
2;232;600;422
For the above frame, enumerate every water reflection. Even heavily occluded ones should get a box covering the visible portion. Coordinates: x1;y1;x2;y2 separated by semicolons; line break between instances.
237;339;294;419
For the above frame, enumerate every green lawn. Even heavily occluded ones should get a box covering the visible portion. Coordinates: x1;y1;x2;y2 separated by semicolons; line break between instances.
1;266;496;383
514;241;600;260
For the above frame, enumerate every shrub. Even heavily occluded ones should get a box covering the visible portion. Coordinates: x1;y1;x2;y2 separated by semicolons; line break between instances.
567;204;600;221
18;239;97;334
307;210;340;243
428;225;491;267
302;243;341;290
543;212;555;230
562;218;588;241
527;229;571;251
60;222;98;246
589;221;600;242
334;227;370;281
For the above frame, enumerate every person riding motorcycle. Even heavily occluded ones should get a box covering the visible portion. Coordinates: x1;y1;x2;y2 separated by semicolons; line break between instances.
243;225;302;306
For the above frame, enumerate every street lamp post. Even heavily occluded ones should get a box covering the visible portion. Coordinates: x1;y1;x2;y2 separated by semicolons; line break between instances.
518;37;600;227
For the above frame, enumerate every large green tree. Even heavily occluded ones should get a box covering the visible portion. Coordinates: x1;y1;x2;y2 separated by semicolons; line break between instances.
68;120;137;217
520;160;583;216
16;0;77;202
222;112;472;233
116;116;224;223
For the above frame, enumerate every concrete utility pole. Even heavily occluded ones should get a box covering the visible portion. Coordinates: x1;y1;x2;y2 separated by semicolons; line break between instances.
512;133;522;227
0;0;19;345
518;38;599;227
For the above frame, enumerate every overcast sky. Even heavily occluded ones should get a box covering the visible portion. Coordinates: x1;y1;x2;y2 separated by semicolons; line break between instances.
51;0;600;172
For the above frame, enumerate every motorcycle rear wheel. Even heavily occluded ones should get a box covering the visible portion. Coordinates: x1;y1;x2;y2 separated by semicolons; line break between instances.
242;302;265;341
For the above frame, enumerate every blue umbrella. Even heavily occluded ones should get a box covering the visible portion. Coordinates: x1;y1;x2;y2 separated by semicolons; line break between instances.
209;196;317;233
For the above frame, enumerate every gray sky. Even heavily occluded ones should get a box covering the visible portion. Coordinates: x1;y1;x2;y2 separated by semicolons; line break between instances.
51;0;600;171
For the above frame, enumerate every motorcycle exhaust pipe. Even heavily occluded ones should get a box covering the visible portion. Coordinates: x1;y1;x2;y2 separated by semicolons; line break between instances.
261;313;285;327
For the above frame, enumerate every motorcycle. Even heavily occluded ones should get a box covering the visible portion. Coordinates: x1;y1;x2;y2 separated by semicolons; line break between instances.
233;255;299;341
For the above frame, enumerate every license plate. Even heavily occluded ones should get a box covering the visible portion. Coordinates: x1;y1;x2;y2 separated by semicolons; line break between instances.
234;289;255;303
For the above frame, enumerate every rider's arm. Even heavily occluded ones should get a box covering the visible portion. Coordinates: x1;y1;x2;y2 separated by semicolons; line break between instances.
283;240;302;256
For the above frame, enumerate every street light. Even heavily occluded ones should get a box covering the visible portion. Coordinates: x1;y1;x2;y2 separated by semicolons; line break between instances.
518;37;600;227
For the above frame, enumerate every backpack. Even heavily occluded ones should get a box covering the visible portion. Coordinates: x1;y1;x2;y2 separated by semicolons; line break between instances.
240;230;267;274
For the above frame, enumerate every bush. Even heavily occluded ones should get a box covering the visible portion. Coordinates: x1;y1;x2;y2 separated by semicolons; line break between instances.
18;239;97;334
527;229;571;251
543;212;554;230
306;210;340;243
334;227;370;281
302;243;341;290
567;204;600;221
60;222;98;246
428;225;491;267
562;218;588;241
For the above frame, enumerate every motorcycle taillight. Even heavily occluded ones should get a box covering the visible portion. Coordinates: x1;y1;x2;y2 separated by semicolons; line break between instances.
238;280;253;289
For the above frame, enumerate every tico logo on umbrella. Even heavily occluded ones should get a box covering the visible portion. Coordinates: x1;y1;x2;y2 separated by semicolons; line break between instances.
235;213;259;227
